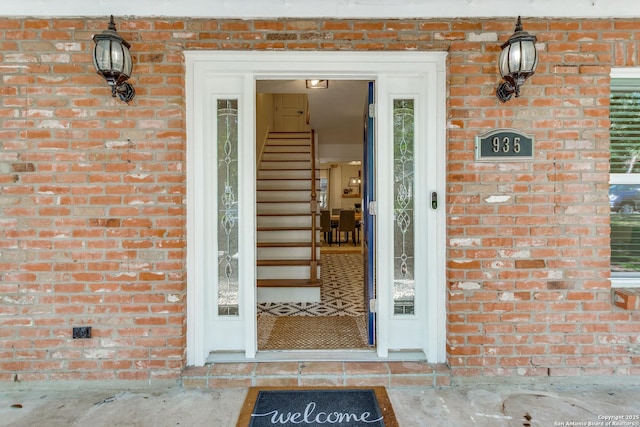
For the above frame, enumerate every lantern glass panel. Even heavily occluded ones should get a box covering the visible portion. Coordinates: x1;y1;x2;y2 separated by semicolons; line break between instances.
508;42;523;74
122;47;132;77
498;46;510;76
111;44;124;72
521;41;538;72
94;40;113;71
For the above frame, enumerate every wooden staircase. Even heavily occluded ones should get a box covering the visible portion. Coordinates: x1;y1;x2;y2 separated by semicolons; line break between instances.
256;131;321;303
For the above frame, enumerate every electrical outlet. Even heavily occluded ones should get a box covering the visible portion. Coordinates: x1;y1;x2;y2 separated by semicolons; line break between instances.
72;326;91;339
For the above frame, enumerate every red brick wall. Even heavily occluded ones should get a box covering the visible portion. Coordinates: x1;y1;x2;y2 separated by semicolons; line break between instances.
0;17;639;383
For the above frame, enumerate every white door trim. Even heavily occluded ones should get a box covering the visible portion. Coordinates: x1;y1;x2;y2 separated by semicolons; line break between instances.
186;51;447;366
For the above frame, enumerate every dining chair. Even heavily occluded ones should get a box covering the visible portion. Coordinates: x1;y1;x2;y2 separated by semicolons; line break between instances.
320;210;333;245
337;209;356;246
330;208;340;234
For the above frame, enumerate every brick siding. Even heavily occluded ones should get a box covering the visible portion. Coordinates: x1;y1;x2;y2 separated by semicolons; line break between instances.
1;17;639;383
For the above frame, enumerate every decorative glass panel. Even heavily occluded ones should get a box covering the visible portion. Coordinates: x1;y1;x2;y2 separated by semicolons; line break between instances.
217;99;239;316
610;82;640;275
393;99;415;315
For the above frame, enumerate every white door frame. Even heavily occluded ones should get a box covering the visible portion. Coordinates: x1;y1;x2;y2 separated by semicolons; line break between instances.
186;51;447;366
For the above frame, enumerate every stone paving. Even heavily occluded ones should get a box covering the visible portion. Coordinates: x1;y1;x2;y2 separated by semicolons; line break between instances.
181;361;452;389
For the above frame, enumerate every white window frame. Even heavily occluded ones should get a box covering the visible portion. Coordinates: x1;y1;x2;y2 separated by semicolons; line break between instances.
610;67;640;289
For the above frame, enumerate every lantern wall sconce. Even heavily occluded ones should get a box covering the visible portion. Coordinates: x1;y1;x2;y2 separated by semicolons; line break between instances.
496;16;538;103
92;16;135;103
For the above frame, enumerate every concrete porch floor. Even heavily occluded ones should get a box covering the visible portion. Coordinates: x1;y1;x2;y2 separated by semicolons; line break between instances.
2;378;639;426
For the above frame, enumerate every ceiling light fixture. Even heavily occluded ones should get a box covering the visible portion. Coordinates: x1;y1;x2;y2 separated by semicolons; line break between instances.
496;16;538;103
92;15;135;103
306;79;329;89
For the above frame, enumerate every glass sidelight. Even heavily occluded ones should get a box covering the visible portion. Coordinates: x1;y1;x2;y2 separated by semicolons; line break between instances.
217;99;239;316
393;99;415;315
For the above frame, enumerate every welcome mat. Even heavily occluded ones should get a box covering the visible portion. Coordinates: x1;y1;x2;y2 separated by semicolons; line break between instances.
236;387;398;427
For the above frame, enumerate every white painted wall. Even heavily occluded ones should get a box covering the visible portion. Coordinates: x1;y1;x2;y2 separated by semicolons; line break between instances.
255;93;273;163
318;143;362;164
329;165;342;212
4;0;639;18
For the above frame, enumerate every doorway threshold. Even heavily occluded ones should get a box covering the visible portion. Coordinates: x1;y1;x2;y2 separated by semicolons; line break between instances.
186;351;450;389
206;350;427;364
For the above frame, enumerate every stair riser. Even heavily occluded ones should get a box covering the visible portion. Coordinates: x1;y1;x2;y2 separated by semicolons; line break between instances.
260;161;311;170
257;287;320;303
257;266;321;280
257;216;312;227
265;145;310;153
257;203;310;214
258;230;313;242
257;180;311;190
257;191;311;202
262;152;310;161
267;137;310;144
257;247;316;260
258;170;311;180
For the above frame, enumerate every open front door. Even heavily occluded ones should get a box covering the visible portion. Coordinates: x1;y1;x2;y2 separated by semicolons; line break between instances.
363;81;376;345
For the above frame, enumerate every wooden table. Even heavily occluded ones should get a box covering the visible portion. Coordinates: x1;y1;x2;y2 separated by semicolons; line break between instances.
330;212;362;222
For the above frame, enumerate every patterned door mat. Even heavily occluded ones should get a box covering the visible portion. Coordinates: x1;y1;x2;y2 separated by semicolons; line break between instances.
258;315;369;350
237;387;398;427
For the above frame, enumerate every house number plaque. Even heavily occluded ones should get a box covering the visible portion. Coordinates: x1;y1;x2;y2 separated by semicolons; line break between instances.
475;129;534;161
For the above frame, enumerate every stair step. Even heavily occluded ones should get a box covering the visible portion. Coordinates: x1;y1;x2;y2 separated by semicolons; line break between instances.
258;265;318;280
257;203;310;208
258;170;311;179
260;161;311;170
257;230;314;242
257;180;311;190
257;191;311;202
257;215;313;228
256;199;311;206
257;246;318;261
267;135;311;142
257;203;310;214
257;199;311;205
257;259;314;266
264;146;310;153
258;212;311;217
262;158;311;162
257;279;321;288
262;152;310;161
257;242;312;247
269;131;311;137
257;176;318;180
257;189;312;191
257;227;312;231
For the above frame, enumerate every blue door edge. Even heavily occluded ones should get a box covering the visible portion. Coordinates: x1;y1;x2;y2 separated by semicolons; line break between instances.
364;81;375;346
